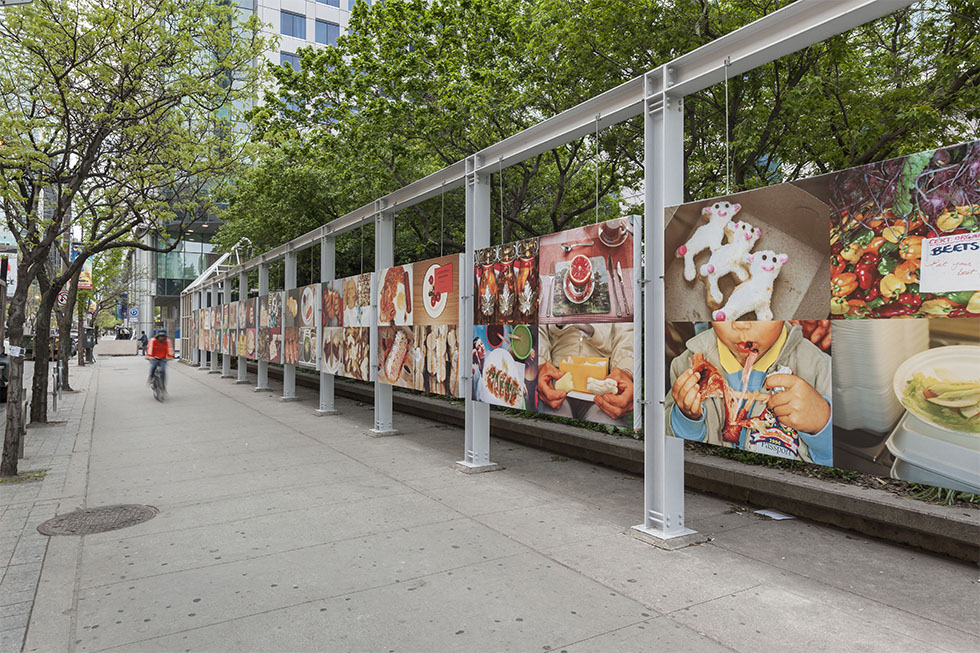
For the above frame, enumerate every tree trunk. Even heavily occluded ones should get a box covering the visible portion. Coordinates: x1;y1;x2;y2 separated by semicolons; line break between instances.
2;282;32;477
30;290;58;423
59;270;82;389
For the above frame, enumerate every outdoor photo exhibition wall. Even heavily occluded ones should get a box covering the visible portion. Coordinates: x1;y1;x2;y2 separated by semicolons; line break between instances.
183;0;978;546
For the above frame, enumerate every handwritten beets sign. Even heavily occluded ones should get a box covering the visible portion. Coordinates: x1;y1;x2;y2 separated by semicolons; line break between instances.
919;232;980;293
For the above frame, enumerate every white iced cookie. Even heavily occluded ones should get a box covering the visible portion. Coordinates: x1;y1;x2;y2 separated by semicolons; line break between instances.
713;250;788;321
676;200;741;282
587;377;618;395
699;220;761;309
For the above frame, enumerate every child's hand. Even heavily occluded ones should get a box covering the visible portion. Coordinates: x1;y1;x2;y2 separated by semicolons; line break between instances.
765;374;830;433
671;368;703;420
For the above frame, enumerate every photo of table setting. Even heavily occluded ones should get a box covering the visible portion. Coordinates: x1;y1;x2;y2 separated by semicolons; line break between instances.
538;217;635;324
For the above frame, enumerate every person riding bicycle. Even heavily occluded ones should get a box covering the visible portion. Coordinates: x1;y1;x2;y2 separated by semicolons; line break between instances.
146;330;174;392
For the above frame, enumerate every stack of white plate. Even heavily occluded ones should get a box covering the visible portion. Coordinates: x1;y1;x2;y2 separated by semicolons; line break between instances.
832;319;930;433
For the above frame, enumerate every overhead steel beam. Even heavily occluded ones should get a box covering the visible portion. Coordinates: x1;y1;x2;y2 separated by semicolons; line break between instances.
667;0;916;97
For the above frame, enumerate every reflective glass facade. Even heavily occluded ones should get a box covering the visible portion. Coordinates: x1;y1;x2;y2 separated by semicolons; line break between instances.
155;233;218;297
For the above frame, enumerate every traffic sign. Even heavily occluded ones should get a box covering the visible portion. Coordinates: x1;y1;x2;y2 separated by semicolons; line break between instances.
57;290;69;306
128;307;139;318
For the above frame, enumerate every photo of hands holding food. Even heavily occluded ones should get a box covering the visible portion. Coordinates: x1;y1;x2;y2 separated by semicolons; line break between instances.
666;320;833;465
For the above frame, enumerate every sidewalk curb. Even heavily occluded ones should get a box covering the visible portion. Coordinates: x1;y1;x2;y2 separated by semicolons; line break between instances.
23;365;98;652
240;365;978;562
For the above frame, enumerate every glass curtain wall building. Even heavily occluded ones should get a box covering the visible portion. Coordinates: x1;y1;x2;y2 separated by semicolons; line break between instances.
140;1;373;344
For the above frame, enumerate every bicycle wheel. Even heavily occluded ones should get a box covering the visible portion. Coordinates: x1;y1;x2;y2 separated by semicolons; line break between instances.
153;372;164;402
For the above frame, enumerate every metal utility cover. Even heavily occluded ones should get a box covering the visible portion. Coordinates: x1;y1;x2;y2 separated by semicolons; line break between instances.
37;505;158;536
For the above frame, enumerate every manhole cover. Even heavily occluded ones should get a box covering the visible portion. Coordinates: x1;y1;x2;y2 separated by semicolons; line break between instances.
37;504;158;536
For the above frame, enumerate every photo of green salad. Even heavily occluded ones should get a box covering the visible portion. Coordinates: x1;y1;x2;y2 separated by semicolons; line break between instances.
902;373;980;434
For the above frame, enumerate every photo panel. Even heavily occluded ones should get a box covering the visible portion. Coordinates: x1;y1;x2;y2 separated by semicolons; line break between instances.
539;217;635;325
832;317;979;493
245;327;257;360
284;288;300;328
474;238;539;325
244;297;257;329
414;325;462;397
268;327;282;364
665;320;833;465
378;325;415;389
268;291;282;328
283;325;299;365
537;323;635;428
321;326;344;375
342;273;374;327
297;284;318;329
341;327;371;381
799;140;980;320
236;329;246;357
664;184;830;322
472;324;538;410
237;298;247;329
321;280;343;327
378;264;414;326
412;254;462;327
297;326;317;369
229;301;238;331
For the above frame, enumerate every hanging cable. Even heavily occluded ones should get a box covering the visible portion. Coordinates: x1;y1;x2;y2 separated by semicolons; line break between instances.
724;56;731;195
499;157;504;244
595;114;601;224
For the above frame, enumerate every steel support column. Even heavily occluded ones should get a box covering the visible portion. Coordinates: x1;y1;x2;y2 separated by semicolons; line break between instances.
220;282;232;378
316;236;338;416
255;263;271;392
281;252;298;401
192;290;201;365
208;285;219;373
632;69;699;548
370;207;397;436
236;272;249;384
456;155;497;472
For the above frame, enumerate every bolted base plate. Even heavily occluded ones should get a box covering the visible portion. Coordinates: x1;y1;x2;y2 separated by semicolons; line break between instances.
253;386;273;393
220;374;234;379
235;380;250;385
630;524;706;551
208;369;221;374
279;396;301;403
365;429;398;438
454;461;501;475
313;409;339;417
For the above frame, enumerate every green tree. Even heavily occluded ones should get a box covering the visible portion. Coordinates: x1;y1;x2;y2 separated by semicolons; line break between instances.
0;0;266;475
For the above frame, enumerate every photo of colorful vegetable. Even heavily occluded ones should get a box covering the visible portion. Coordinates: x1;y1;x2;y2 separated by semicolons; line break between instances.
825;140;980;319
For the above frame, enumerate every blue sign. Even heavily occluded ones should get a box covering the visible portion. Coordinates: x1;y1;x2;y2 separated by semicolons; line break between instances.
128;307;139;318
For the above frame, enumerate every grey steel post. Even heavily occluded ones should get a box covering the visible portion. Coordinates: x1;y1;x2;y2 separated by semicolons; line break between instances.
208;284;220;373
370;207;397;436
191;290;200;365
51;361;57;413
220;282;232;378
455;154;497;472
237;270;249;384
315;235;338;416
631;68;698;548
281;251;299;401
255;262;272;392
197;290;208;368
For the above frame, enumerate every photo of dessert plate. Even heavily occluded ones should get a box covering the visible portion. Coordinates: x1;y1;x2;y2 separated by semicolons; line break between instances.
301;286;315;326
422;264;448;319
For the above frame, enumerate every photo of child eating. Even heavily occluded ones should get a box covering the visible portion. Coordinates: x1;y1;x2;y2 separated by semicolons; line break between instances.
666;320;832;465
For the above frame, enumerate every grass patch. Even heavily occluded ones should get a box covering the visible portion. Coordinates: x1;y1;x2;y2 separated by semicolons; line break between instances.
0;468;48;484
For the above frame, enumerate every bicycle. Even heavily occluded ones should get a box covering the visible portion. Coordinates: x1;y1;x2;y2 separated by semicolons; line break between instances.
150;364;166;402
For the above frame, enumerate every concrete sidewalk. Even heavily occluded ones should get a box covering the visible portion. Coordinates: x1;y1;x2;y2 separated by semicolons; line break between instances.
4;358;979;652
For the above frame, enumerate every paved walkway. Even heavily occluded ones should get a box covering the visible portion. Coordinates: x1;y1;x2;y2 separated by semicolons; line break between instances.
2;358;978;652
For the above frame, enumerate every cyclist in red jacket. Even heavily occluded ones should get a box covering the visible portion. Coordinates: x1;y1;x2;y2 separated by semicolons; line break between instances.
146;330;174;391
